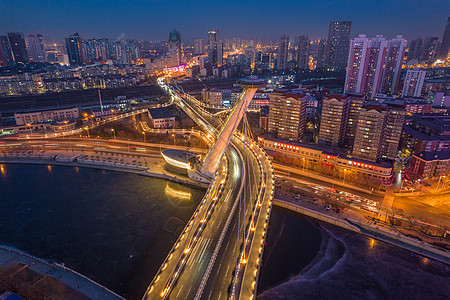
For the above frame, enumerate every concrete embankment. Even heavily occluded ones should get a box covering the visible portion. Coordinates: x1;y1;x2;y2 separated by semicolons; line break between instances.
0;245;124;299
273;199;450;265
0;154;208;189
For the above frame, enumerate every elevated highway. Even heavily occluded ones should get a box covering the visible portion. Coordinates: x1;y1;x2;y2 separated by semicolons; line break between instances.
143;78;274;299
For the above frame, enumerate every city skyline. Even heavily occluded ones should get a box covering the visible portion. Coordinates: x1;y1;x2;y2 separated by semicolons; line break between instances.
0;0;448;42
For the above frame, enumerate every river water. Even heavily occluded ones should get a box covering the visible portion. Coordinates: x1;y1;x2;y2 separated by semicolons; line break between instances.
1;164;448;299
0;163;205;299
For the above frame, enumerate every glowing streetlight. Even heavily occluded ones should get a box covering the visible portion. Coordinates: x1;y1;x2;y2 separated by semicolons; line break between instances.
142;131;146;143
84;127;90;139
436;175;446;191
111;128;116;140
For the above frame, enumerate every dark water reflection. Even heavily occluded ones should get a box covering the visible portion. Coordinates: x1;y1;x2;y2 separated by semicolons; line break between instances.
0;164;205;299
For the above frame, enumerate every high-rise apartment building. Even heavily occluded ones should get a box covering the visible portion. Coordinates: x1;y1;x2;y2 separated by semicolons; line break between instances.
318;94;350;148
168;29;182;65
363;35;388;97
344;93;366;149
438;17;450;60
65;33;84;65
352;106;386;162
268;88;307;141
401;69;426;98
352;102;405;162
326;21;352;70
26;34;47;63
381;104;406;160
296;35;309;70
379;35;407;95
344;34;370;93
7;32;29;65
277;35;289;70
0;36;14;67
194;38;205;55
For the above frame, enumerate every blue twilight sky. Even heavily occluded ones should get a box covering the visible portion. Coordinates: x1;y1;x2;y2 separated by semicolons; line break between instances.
0;0;448;43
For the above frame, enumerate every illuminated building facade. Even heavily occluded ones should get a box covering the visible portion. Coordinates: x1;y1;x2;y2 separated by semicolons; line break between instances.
401;69;426;98
258;134;393;181
268;88;307;141
318;94;350;148
344;34;370;93
379;35;407;95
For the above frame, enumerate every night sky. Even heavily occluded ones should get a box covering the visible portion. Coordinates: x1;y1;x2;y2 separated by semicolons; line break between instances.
1;0;448;43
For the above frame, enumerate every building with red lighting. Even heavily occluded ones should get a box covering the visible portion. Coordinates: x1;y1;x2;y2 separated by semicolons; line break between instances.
258;134;393;182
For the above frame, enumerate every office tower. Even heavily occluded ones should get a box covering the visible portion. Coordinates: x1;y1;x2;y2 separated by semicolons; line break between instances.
26;34;47;63
0;36;14;67
168;29;182;65
65;33;84;65
207;29;222;66
326;21;352;69
344;34;370;93
216;41;224;67
438;17;450;60
7;32;29;64
344;92;366;149
277;34;289;70
380;35;407;95
194;38;205;55
207;29;218;49
309;39;327;69
352;102;405;162
268;88;307;141
363;35;388;97
296;35;309;69
401;69;426;97
318;94;350;148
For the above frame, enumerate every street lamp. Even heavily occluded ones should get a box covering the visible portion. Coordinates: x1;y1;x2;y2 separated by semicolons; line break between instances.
111;128;116;140
84;127;90;139
436;175;446;191
343;169;347;184
26;123;32;135
142;131;146;143
172;133;175;145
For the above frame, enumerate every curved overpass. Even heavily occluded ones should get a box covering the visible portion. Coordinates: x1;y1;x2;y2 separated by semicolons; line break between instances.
143;78;273;300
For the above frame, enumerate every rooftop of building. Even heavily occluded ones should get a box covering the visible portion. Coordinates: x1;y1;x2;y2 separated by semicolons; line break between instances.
414;150;450;161
363;101;405;112
402;125;450;141
325;93;349;101
271;88;307;99
148;106;174;119
14;106;78;115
